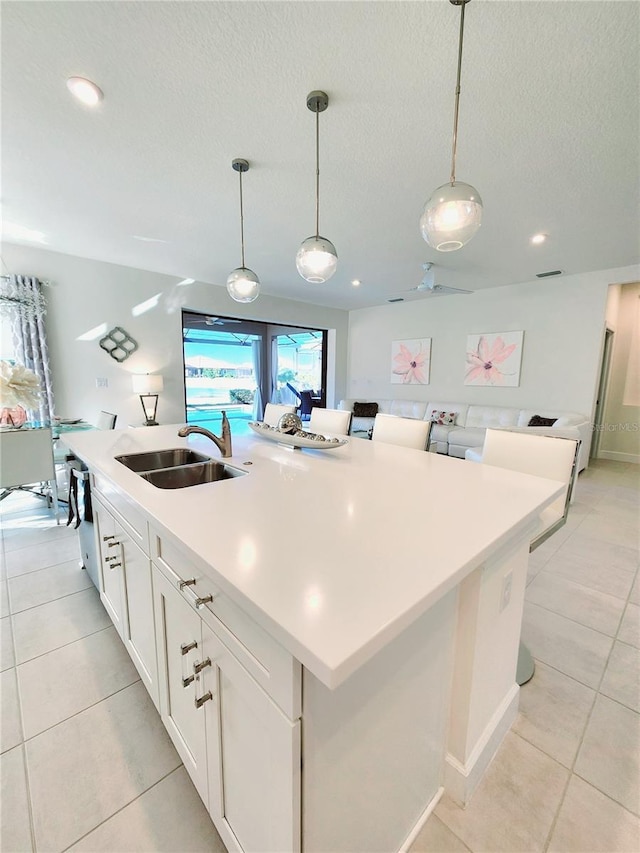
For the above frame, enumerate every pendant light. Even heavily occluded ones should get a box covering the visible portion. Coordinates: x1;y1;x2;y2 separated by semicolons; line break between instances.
296;91;338;283
227;158;260;303
420;0;482;252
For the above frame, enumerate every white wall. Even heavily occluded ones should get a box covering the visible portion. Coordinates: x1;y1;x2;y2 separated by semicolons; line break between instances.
2;244;349;428
600;282;640;463
347;267;640;426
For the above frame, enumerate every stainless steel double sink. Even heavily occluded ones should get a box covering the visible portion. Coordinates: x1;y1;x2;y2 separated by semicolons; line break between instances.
115;448;247;489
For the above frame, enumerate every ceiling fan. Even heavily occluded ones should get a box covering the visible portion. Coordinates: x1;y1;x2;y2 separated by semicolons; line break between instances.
408;263;473;297
189;316;244;326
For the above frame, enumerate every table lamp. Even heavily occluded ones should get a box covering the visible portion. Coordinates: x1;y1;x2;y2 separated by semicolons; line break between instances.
132;374;163;426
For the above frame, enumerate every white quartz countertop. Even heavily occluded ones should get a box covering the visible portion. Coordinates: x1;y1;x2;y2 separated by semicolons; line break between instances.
64;424;563;688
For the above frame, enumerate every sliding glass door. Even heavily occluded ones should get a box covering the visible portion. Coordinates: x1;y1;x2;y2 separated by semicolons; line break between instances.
182;313;327;434
272;331;326;418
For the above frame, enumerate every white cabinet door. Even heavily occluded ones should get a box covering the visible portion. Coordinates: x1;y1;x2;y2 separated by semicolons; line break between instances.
120;532;159;709
202;621;301;853
94;499;126;637
153;566;208;803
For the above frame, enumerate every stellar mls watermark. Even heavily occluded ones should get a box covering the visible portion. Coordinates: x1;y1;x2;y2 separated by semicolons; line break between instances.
592;422;639;432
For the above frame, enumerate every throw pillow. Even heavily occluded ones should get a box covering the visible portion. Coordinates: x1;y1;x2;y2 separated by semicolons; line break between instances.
430;410;457;426
353;401;379;418
528;415;558;427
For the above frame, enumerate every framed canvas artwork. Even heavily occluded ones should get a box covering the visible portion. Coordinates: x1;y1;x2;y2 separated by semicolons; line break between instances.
465;331;524;387
391;338;431;384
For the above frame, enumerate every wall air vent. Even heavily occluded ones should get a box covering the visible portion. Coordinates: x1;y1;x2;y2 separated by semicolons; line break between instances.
536;270;563;278
387;297;405;303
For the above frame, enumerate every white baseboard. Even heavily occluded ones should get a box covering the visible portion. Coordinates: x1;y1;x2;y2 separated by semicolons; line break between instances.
597;450;640;464
444;683;519;806
397;787;444;853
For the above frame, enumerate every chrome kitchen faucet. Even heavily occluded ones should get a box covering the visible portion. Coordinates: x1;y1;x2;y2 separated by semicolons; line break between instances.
178;411;232;458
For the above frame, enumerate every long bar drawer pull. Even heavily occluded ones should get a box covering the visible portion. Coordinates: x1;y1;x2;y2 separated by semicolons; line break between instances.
195;691;213;709
108;561;121;571
180;641;198;656
182;674;195;688
103;536;120;548
193;657;212;674
195;595;213;609
179;578;196;590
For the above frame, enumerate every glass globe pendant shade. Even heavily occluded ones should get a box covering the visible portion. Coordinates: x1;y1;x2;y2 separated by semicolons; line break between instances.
226;267;260;303
296;236;338;283
420;182;483;252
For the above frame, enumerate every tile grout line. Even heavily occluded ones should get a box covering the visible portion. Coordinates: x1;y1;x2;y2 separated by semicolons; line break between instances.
524;598;625;645
4;550;83;582
501;472;637;851
529;561;636;604
18;741;38;853
541;562;640;851
1;528;78;553
19;674;142;745
8;577;95;617
59;763;185;852
4;585;39;853
12;621;114;668
20;678;144;852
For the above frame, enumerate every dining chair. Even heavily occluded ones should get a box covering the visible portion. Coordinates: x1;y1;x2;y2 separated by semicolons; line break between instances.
477;428;581;684
308;407;352;436
371;413;432;450
285;384;317;421
97;410;117;430
0;427;59;519
263;403;297;426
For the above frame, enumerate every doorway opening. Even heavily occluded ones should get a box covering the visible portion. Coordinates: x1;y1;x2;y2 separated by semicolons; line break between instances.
591;327;614;459
182;312;328;435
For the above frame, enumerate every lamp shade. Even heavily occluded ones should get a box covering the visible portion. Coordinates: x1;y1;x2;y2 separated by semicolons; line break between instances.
296;236;338;283
226;267;260;303
132;374;163;394
420;182;483;252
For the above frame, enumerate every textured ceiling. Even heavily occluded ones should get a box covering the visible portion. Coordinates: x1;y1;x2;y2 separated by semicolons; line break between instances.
1;0;639;310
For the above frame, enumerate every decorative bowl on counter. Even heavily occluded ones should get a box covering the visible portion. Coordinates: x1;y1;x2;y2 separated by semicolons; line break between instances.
277;412;303;434
248;421;348;450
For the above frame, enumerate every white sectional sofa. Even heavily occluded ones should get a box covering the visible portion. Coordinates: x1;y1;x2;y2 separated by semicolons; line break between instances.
338;398;591;471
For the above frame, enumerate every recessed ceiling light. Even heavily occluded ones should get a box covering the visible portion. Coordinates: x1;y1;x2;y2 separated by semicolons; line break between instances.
351;279;361;287
530;233;547;245
66;77;103;107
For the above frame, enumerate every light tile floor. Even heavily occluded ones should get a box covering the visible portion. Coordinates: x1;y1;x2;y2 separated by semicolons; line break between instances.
413;459;640;853
0;492;226;853
0;459;637;852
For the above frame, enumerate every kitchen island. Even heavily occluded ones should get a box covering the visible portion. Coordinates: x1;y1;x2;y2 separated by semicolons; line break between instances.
64;424;562;853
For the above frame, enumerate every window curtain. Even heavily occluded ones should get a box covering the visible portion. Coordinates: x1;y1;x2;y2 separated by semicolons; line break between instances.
251;340;264;420
10;275;55;424
270;337;280;403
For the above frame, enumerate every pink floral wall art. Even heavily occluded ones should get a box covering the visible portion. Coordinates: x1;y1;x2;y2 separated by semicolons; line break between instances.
391;338;431;385
465;331;524;387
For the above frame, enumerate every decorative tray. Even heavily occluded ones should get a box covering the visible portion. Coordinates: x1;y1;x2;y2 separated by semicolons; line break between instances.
248;421;348;450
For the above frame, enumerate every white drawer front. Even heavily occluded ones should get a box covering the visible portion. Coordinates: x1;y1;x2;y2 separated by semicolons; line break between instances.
151;527;300;720
92;472;149;552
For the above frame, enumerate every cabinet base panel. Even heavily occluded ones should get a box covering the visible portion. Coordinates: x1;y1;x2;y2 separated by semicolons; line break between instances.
444;683;519;806
397;786;444;853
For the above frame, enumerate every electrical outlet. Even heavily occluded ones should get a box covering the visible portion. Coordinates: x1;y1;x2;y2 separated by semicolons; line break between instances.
500;571;513;613
96;377;108;388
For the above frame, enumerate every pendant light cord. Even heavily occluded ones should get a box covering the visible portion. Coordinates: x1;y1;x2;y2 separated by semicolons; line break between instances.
238;167;246;268
450;0;467;186
315;106;320;239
